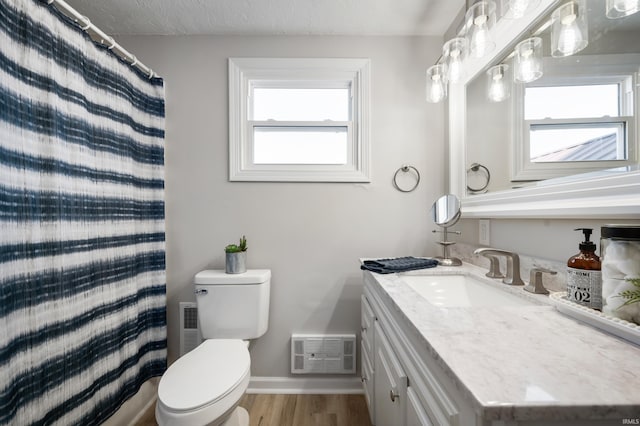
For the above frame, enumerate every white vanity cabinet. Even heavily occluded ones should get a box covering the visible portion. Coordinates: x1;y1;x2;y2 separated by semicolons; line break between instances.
362;268;640;426
360;294;376;422
362;276;462;426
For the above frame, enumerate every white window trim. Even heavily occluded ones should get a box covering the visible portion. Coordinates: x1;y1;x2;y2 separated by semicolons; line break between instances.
511;54;639;181
228;58;371;182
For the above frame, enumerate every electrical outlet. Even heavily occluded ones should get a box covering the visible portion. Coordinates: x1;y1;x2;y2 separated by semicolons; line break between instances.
479;219;491;245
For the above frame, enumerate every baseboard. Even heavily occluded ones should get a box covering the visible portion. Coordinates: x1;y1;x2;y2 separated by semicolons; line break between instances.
246;376;363;394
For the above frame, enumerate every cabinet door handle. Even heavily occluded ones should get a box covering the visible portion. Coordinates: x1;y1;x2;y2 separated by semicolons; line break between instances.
361;376;368;383
389;388;399;402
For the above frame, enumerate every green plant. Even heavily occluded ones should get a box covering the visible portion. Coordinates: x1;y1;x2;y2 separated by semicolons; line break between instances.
617;277;640;308
225;235;247;253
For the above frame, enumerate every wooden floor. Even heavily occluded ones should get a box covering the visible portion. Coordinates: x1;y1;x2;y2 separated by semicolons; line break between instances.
135;394;372;426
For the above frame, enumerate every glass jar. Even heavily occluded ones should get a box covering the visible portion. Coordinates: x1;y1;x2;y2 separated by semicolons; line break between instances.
600;225;640;324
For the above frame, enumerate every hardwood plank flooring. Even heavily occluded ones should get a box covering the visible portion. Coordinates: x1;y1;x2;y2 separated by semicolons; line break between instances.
134;394;372;426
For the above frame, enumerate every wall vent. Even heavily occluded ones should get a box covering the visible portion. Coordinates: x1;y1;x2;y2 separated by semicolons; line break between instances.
179;302;202;356
291;334;356;374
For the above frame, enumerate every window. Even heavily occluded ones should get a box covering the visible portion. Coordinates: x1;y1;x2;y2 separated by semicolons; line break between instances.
525;83;628;163
228;58;371;182
511;55;637;181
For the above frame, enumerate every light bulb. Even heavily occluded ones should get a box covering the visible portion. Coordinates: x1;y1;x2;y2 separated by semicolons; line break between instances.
443;38;467;83
470;23;490;58
426;65;447;103
551;1;588;57
487;65;509;102
514;37;543;83
448;55;463;83
606;0;640;18
465;1;496;58
519;50;537;81
428;74;446;103
557;14;583;55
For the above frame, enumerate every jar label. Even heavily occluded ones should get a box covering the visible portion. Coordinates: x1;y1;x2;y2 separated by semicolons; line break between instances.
567;268;602;310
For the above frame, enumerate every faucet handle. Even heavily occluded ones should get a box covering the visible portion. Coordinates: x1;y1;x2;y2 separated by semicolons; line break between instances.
524;266;557;295
484;255;505;279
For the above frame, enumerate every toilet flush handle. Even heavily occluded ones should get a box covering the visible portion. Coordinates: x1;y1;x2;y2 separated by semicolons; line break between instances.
194;289;208;295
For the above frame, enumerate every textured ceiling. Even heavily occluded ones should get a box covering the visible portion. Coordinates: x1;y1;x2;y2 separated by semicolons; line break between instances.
63;0;464;36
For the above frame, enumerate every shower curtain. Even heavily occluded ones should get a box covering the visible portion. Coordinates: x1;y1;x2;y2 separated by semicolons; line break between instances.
0;1;167;425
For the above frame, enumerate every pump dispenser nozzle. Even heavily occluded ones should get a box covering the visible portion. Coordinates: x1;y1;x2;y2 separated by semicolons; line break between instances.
574;228;596;251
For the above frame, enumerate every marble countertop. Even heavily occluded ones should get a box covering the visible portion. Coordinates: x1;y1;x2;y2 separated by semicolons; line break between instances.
364;263;640;422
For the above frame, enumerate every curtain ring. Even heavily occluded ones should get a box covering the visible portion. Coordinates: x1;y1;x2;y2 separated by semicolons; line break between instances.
466;162;491;193
80;16;91;31
107;37;116;50
393;165;420;193
147;70;155;79
130;55;138;67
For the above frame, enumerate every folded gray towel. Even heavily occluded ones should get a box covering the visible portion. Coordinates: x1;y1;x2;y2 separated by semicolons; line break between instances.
360;256;438;274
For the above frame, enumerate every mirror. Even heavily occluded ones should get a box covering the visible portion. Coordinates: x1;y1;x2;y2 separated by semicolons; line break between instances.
467;0;640;193
448;0;640;218
430;194;462;226
430;194;462;266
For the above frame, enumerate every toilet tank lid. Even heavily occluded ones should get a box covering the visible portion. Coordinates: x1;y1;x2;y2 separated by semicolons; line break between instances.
194;269;271;285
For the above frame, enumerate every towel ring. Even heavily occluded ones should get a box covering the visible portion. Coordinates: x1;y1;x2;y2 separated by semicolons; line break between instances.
393;165;420;193
466;162;490;193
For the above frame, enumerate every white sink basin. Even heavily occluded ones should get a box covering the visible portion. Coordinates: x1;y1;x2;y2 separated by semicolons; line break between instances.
401;274;534;307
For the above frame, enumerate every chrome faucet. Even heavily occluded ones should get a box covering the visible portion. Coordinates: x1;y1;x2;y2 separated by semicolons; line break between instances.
474;248;525;286
524;266;557;295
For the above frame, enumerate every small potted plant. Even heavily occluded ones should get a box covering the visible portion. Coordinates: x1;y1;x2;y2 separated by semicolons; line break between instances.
225;235;247;274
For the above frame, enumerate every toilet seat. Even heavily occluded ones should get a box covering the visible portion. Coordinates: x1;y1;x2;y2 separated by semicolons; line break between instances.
157;339;250;419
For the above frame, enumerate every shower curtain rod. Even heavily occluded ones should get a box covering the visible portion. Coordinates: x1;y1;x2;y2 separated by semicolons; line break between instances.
44;0;157;79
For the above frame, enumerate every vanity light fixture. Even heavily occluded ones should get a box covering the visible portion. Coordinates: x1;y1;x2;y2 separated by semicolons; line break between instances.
514;37;543;83
501;0;540;19
606;0;640;18
487;64;510;102
426;64;447;103
465;1;497;58
443;38;467;83
551;0;588;57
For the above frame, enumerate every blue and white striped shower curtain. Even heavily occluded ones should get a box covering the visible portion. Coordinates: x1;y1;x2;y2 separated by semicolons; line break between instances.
0;1;167;424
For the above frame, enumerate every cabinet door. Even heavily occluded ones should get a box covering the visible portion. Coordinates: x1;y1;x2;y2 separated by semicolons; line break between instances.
374;322;407;426
361;342;375;423
361;294;375;360
406;387;433;426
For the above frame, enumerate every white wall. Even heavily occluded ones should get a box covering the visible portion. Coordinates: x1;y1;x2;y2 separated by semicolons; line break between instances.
118;35;446;377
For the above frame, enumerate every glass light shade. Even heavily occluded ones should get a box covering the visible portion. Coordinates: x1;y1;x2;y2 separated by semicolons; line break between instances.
443;38;467;83
487;64;510;102
551;1;588;57
426;64;447;103
606;0;640;18
465;1;497;58
514;37;543;83
501;0;540;19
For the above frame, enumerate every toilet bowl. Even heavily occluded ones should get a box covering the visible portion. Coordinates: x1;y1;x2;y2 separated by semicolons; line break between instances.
156;339;251;426
156;269;270;426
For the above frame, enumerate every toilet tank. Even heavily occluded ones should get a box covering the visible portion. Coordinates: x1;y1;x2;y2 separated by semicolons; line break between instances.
194;269;271;339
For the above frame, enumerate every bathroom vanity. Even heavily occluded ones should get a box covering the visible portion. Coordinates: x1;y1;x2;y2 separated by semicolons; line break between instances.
361;264;640;426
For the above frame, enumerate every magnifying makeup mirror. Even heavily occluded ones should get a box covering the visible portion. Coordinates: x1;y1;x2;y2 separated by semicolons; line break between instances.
430;194;462;266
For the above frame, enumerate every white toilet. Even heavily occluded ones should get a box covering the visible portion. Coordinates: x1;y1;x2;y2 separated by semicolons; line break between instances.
156;269;271;426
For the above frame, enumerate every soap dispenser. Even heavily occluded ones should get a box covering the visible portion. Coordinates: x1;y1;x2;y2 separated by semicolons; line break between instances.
566;228;602;310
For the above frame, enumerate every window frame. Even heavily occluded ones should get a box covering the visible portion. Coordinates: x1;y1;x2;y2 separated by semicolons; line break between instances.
228;58;371;182
511;55;638;181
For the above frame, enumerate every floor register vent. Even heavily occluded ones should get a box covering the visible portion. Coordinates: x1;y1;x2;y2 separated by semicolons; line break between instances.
291;334;356;374
179;302;202;356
